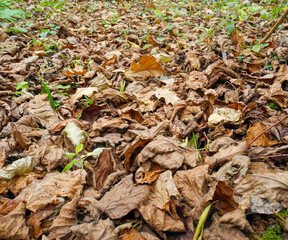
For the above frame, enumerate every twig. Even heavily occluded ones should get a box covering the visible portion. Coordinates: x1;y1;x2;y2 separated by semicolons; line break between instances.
249;115;288;145
260;8;288;44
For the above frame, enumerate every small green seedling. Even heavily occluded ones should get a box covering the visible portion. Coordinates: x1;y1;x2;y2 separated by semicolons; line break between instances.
120;80;126;92
62;144;109;172
14;81;29;96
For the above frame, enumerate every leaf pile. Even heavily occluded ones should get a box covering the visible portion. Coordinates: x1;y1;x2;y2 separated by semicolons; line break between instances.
0;0;288;239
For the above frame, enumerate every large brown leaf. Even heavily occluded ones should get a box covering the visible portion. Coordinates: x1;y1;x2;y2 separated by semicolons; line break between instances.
0;202;29;239
125;55;166;81
71;219;117;240
93;174;150;219
48;198;78;239
16;169;86;212
246;122;278;147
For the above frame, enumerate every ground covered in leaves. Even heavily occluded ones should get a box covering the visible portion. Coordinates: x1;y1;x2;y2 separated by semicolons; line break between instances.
0;0;288;239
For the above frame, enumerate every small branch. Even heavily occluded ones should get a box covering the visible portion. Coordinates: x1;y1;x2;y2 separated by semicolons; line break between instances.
249;115;288;145
260;7;288;44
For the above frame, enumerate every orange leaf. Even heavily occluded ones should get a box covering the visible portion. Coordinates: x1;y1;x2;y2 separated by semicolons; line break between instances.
126;55;166;81
119;228;145;240
247;122;278;147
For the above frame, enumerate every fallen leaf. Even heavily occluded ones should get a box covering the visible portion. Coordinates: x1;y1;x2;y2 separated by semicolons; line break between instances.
208;107;243;126
62;121;87;147
205;141;248;167
0;156;34;181
247;122;278;147
125;55;166;81
25;94;60;130
93;174;150;219
71;218;117;240
203;213;249;240
48;198;78;239
235;172;288;209
119;228;146;240
0;202;29;239
220;209;253;232
16;169;86;212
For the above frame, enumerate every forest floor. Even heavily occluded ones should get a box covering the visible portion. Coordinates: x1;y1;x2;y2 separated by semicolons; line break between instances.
0;0;288;239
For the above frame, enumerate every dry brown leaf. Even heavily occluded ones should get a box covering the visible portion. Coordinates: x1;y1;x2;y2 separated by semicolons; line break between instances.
25;94;60;130
148;170;180;210
26;205;55;239
119;228;146;240
136;136;198;171
247;122;278;147
139;203;185;232
138;169;165;184
213;181;239;214
48;198;78;239
16;169;86;212
71;219;117;240
125;55;166;81
173;165;214;221
235;172;288;209
205;141;248;167
203;213;248;240
220;209;253;232
94;174;150;219
85;149;115;190
185;71;208;91
0;202;29;239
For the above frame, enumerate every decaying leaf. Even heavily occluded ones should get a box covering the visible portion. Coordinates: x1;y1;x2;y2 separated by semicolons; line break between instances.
205;141;248;167
93;174;150;219
220;209;253;232
173;165;215;221
62;121;87;147
125;55;166;81
0;156;34;181
246;122;278;147
0;202;29;239
203;213;249;240
48;198;79;239
16;169;86;212
25;94;60;130
208;107;243;126
235;172;288;209
71;218;117;240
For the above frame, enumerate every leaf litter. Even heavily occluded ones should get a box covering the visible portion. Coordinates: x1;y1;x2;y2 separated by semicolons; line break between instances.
0;0;288;239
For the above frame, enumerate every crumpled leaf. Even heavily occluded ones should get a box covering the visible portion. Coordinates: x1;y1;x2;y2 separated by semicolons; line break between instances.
125;55;166;81
152;88;180;105
173;165;215;221
48;198;78;239
136;136;199;172
0;156;34;181
247;122;278;147
212;155;250;184
71;218;117;240
27;142;66;172
203;213;249;240
205;141;248;167
185;71;208;91
25;94;60;130
93;174;150;219
119;228;146;240
0;202;29;239
16;169;86;212
235;172;288;209
62;122;87;147
148;170;180;210
139;202;185;232
89;73;109;92
150;47;173;63
213;181;239;214
208;107;243;126
220;209;253;232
